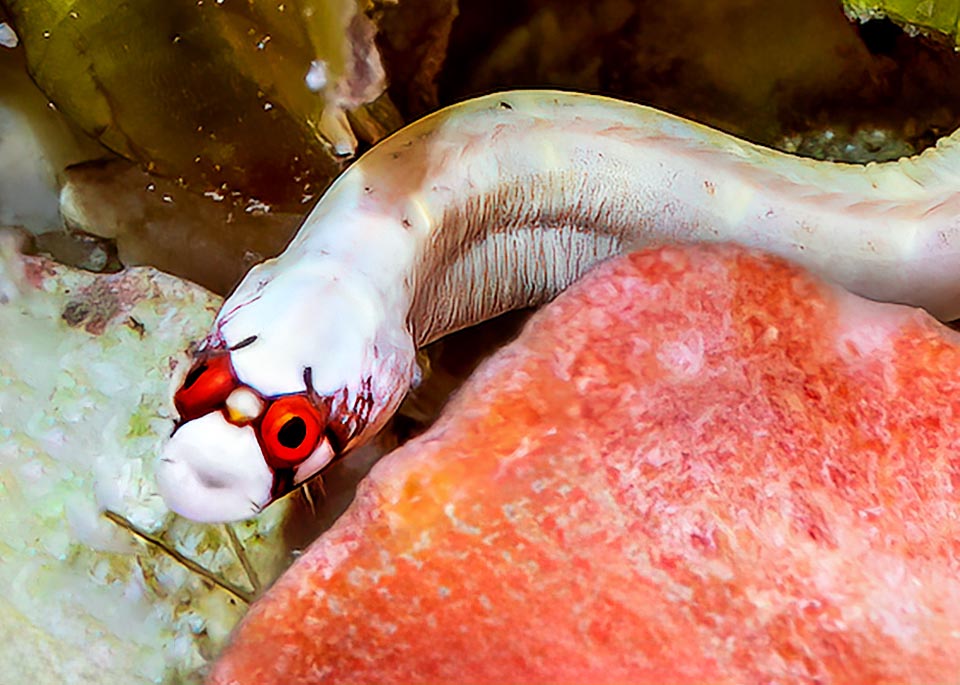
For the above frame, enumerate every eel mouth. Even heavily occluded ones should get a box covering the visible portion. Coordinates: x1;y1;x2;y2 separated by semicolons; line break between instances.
158;406;341;522
157;413;273;523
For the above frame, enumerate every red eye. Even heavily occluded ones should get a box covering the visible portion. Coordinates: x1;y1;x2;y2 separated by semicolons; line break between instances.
259;395;325;469
174;354;236;421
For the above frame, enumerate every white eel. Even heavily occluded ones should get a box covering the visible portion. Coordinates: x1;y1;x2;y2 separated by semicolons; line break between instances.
157;90;960;522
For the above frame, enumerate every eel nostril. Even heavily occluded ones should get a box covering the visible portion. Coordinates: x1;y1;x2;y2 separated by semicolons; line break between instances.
174;354;236;421
181;363;207;390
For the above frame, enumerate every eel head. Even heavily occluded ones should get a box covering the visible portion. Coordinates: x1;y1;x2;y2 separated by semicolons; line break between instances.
156;257;416;522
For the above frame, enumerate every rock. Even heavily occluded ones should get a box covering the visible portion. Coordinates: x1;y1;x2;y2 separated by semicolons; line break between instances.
0;230;295;684
0;47;104;234
0;226;399;683
59;159;304;295
373;0;459;118
444;0;960;157
210;244;960;684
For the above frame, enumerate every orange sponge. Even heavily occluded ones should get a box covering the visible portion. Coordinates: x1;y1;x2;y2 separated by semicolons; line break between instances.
210;244;960;684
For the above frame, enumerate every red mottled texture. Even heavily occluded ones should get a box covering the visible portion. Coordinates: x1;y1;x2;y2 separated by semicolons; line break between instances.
209;245;960;684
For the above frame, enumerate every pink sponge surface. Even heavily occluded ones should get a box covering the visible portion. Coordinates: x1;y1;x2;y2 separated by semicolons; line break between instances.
210;244;960;684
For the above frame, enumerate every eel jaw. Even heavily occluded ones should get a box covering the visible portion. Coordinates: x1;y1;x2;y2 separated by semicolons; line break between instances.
157;412;272;523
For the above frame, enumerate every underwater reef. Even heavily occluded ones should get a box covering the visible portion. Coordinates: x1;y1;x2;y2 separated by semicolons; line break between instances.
5;0;960;682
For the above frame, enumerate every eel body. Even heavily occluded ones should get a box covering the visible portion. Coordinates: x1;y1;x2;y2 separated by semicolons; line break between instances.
157;90;960;522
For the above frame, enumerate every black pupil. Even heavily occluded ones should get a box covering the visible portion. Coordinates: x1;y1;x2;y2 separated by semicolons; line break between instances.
182;363;207;389
277;417;307;449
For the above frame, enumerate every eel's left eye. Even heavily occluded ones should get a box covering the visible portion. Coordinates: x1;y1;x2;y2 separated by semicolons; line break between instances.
259;395;324;469
174;354;236;421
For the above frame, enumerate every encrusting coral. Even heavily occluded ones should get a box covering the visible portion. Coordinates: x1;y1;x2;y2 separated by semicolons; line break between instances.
0;231;298;684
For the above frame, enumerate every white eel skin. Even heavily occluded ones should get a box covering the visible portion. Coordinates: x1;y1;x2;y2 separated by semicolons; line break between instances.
158;90;960;522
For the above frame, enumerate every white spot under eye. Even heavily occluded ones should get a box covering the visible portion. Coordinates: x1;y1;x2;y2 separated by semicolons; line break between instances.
226;387;265;424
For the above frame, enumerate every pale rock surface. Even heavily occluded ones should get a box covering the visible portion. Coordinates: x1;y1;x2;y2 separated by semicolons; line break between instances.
0;231;296;684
